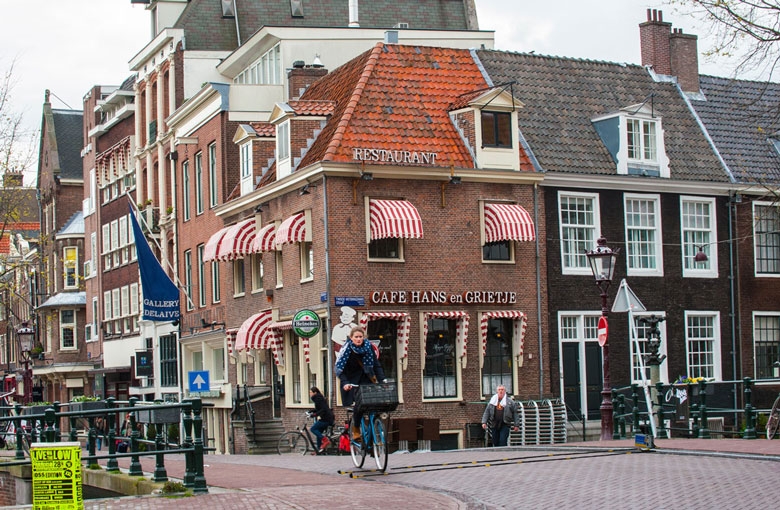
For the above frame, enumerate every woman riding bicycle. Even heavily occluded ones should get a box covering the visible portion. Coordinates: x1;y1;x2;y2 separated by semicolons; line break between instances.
335;326;385;443
309;386;335;452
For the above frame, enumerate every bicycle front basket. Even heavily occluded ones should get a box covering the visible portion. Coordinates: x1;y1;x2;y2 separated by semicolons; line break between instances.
355;383;399;412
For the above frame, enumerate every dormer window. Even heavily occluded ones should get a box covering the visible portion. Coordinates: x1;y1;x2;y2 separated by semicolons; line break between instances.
481;111;512;148
627;118;657;163
592;103;670;178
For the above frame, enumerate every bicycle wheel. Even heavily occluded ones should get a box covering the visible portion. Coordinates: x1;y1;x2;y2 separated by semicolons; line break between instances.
372;416;388;472
350;423;366;468
767;395;780;440
277;431;309;455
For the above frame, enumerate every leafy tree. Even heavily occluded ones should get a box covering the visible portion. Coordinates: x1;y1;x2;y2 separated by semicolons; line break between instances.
668;0;780;80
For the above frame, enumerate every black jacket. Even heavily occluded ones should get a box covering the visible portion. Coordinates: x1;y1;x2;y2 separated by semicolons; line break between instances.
337;347;386;406
311;392;334;424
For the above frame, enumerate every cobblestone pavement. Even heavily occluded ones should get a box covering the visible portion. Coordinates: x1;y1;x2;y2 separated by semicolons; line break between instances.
7;438;780;509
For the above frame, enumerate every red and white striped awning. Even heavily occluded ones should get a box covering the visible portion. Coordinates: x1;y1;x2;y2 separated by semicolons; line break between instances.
423;311;470;367
359;312;411;367
203;227;230;262
235;310;274;351
269;321;291;365
217;219;257;260
226;328;238;357
483;203;536;243
250;223;276;253
275;212;306;249
479;311;528;368
369;199;424;240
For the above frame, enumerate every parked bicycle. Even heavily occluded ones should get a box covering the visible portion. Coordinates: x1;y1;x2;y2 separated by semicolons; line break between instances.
347;383;398;473
767;392;780;440
277;412;344;455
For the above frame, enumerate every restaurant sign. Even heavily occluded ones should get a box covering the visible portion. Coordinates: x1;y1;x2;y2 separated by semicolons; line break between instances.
370;290;517;305
352;148;438;165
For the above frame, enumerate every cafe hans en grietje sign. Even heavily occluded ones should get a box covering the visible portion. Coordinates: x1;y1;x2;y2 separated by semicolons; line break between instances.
370;290;517;305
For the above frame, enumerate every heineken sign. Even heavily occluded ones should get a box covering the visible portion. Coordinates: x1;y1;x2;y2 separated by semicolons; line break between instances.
292;309;321;338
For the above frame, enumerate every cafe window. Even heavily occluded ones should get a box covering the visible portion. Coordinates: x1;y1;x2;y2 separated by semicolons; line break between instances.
423;318;458;398
482;318;513;395
366;319;398;384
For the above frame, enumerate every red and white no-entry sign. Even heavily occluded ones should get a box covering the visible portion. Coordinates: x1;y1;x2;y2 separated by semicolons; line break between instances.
597;316;608;346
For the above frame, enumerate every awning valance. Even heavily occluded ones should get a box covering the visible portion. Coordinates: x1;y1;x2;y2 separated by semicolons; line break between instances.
479;311;528;368
422;311;470;368
369;199;423;240
203;227;230;262
217;219;256;260
275;213;306;249
250;223;276;253
226;328;238;357
483;203;536;243
359;312;411;370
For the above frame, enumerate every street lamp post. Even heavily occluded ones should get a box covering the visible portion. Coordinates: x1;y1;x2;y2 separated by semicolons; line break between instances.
586;236;619;441
17;322;35;405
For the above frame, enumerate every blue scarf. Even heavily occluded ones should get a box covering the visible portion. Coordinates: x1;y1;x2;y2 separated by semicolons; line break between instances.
335;339;375;377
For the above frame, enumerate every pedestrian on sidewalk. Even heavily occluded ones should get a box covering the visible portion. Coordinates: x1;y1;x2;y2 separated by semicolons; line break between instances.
482;385;519;447
309;387;335;452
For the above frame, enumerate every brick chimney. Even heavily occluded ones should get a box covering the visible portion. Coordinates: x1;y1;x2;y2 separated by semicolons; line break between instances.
2;171;24;187
287;60;328;100
639;9;700;93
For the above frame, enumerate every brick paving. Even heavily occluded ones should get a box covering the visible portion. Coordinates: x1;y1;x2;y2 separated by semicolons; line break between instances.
5;438;779;509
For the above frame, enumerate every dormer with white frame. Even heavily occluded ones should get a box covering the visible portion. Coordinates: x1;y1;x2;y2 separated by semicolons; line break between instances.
592;102;670;178
450;87;523;171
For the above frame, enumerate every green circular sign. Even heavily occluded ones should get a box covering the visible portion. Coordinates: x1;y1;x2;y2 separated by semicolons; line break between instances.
292;309;321;338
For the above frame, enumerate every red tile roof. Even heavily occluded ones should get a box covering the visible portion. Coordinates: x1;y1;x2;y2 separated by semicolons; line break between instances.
287;100;336;116
248;122;276;137
297;43;489;169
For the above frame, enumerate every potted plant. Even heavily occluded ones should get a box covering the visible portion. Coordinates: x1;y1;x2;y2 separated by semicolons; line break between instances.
69;395;106;412
22;401;53;416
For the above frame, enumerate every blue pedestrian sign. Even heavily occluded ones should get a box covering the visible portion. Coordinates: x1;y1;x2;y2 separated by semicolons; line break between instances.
188;370;210;393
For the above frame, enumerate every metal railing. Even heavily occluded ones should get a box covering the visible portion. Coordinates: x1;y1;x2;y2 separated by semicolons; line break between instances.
610;377;778;440
0;397;208;493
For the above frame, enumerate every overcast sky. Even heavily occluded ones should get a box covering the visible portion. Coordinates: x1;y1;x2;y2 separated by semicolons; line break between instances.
1;0;737;183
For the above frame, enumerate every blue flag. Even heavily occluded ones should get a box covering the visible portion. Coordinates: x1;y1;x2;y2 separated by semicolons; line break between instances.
129;205;180;322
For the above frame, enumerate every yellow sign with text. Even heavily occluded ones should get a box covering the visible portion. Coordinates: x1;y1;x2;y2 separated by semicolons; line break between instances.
30;442;83;510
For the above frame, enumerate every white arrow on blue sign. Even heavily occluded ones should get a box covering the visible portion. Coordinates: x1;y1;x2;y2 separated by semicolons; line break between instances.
188;370;210;393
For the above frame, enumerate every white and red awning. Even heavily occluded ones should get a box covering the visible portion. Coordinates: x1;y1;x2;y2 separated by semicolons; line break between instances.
235;310;274;351
275;212;307;249
369;199;423;240
483;203;535;243
479;311;528;368
226;328;238;357
250;223;276;253
359;312;411;370
203;227;230;262
217;219;257;260
422;311;470;368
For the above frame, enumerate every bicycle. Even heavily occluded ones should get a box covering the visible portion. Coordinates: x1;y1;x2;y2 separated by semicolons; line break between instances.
277;412;343;455
767;392;780;440
347;383;398;473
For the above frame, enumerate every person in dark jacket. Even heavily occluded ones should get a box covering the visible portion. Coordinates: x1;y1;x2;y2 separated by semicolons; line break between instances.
481;385;519;447
309;386;335;451
335;326;386;442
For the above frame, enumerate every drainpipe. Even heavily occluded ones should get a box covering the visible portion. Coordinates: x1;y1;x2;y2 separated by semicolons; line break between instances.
728;195;739;418
322;175;334;408
534;182;544;399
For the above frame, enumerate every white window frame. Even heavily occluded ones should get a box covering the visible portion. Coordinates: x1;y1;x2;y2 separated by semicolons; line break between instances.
681;196;717;278
211;261;221;303
63;246;78;289
300;241;313;283
60;309;77;350
684;311;722;381
208;143;218;208
195;151;204;215
752;201;780;277
102;223;111;270
251;254;264;292
275;250;283;289
119;216;128;264
624;193;664;277
751;312;780;380
184;250;193;310
239;141;253;196
90;232;97;276
183;160;191;221
626;117;658;164
558;191;600;275
197;244;206;307
233;259;245;297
